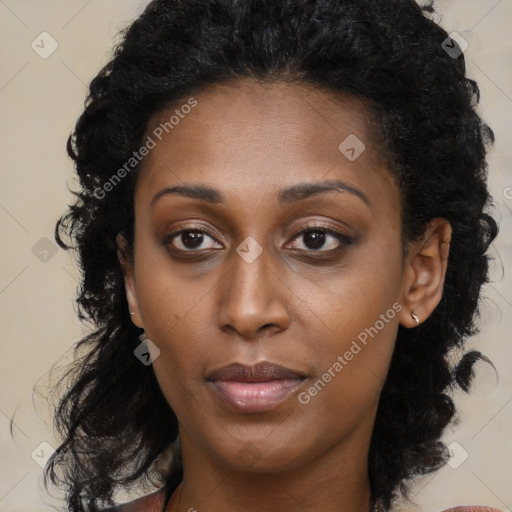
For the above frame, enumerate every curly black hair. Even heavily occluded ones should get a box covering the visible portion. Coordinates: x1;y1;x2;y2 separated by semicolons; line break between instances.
43;0;498;510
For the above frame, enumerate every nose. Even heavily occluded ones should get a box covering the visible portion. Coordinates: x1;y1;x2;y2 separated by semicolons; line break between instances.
216;244;290;339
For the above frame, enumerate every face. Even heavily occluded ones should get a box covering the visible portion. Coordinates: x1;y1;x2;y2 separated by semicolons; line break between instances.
118;79;421;473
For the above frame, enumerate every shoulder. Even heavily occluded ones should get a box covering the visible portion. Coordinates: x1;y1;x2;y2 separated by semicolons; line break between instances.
99;484;167;512
440;507;506;512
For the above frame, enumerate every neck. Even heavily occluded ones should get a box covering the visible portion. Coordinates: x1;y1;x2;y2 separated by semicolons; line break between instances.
166;427;374;512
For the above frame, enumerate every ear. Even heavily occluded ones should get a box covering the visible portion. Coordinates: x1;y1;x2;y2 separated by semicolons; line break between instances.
116;233;144;329
398;218;452;328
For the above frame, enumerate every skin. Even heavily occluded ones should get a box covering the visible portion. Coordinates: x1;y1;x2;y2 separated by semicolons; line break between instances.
117;79;451;512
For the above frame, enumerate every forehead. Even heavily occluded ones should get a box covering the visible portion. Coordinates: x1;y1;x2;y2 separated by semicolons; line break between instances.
135;79;398;211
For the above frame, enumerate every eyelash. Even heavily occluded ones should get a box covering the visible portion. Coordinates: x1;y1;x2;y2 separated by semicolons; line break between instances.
163;224;353;256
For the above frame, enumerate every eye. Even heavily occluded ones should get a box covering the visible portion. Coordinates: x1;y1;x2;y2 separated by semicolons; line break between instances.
286;226;352;252
165;229;222;252
164;225;353;255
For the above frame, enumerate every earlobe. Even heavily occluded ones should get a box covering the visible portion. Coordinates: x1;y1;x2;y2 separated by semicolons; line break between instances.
116;233;144;329
398;218;452;329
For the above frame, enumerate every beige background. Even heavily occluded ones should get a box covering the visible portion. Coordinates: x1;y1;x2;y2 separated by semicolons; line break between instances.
0;1;511;511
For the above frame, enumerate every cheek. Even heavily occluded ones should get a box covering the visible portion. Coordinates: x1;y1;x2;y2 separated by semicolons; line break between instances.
134;248;214;345
148;316;209;420
296;235;402;345
293;237;402;408
132;259;215;407
296;314;398;444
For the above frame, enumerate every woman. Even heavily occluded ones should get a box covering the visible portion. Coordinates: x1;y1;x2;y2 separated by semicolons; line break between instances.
45;0;504;511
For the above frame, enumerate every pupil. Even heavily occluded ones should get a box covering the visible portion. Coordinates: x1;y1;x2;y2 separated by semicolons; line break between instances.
183;231;203;248
305;230;325;250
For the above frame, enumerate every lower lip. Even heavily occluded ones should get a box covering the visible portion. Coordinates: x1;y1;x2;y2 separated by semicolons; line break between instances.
208;378;305;412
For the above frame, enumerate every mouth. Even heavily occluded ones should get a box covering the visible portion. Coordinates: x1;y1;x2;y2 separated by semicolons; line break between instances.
206;361;306;413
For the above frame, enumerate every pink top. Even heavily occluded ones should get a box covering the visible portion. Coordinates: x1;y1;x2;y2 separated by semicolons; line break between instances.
100;485;507;512
442;509;505;512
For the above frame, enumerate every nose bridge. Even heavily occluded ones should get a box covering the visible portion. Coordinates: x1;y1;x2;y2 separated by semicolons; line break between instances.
216;237;289;337
232;240;274;301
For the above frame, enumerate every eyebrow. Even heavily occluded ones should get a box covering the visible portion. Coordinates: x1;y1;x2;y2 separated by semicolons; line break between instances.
150;179;370;208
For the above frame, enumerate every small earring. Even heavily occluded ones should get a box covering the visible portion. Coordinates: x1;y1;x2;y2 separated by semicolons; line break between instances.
130;311;135;316
411;312;420;325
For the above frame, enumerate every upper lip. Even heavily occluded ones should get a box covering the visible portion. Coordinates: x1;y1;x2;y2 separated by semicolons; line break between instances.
206;361;306;382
